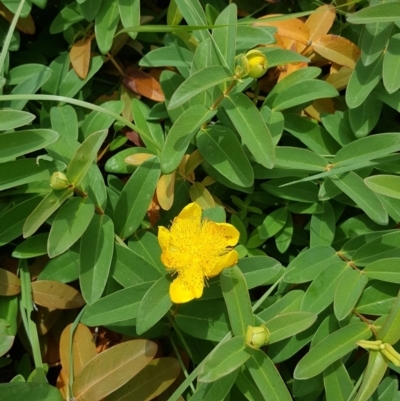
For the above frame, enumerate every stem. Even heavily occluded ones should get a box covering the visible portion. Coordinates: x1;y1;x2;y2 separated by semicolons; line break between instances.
252;276;283;313
19;259;47;383
0;0;25;76
353;310;378;337
0;94;162;153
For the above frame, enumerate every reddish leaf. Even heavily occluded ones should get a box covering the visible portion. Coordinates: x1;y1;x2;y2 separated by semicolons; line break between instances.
70;36;93;79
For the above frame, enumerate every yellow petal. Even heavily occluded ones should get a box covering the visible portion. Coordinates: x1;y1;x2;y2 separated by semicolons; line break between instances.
158;226;170;252
177;202;202;221
207;250;238;277
169;272;204;303
202;221;240;248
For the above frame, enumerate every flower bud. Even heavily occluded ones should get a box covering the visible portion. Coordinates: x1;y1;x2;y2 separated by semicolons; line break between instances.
245;50;268;79
234;54;250;78
50;172;70;190
245;324;270;349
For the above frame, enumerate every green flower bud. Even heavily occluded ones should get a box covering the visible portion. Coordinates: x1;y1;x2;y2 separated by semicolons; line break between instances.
245;50;268;79
234;54;250;78
245;324;270;349
50;172;70;190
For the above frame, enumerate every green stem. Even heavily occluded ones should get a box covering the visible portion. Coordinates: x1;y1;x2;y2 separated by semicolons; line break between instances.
0;94;162;153
252;276;283;313
0;0;25;77
19;259;47;383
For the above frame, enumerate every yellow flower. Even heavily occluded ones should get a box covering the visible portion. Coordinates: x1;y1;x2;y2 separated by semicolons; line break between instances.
158;202;240;303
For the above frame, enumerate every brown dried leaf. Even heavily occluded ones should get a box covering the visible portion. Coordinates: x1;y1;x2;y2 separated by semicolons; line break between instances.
123;66;165;102
73;339;157;401
306;5;336;42
36;306;62;336
124;153;154;166
104;357;181;401
31;280;85;309
255;15;309;45
312;34;360;69
305;98;336;121
156;173;176;211
0;267;20;296
60;323;97;381
70;37;93;79
0;3;35;35
326;66;353;91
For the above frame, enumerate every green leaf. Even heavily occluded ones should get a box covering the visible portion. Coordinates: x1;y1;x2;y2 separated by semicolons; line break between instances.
310;201;335;247
175;299;229;341
81;282;152;326
140;46;193;69
346;55;383;109
59;55;104;98
130;98;164;153
0;383;63;401
246;350;292;401
331;172;388;225
259;47;310;68
323;361;354;401
81;100;124;140
0;129;59;163
365;174;400;200
136;275;172;335
80;0;102;21
377;291;400;344
0;110;35;131
236;26;276;52
12;233;48;259
80;214;114;305
118;0;140;40
190;370;238;401
160;105;216;174
284;113;340;155
95;0;119;54
300;261;348;314
272;80;338;111
223;93;275;169
196;125;254;187
0;196;42;246
48;197;95;258
38;249;79;283
23;188;74;238
349;95;382;138
347;2;400;24
294;322;371;380
168;66;233;109
259;208;287;240
284;246;338;283
275;147;328;172
66;129;107;186
334;269;368;321
334;133;400;167
265;312;317;344
383;33;400;93
220;265;254;337
114;157;161;239
352;351;388;401
212;3;236;70
238;256;282;289
198;336;250;383
160;70;187;123
363;258;400;283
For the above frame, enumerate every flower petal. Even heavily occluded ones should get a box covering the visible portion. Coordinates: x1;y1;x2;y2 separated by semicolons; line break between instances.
158;226;170;252
169;270;204;303
207;249;238;277
177;202;202;222
210;222;240;247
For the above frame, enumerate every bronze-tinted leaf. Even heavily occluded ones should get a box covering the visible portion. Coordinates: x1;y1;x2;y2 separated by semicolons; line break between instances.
0;3;35;35
105;357;181;401
123;66;165;102
189;182;215;209
124;153;154;166
70;36;93;79
306;5;336;42
73;339;157;401
312;35;360;69
256;15;309;45
36;306;62;336
326;66;352;91
31;280;85;309
156;173;175;211
60;323;97;381
0;268;20;296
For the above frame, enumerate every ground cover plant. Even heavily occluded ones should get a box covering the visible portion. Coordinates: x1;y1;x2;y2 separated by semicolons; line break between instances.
1;0;400;400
